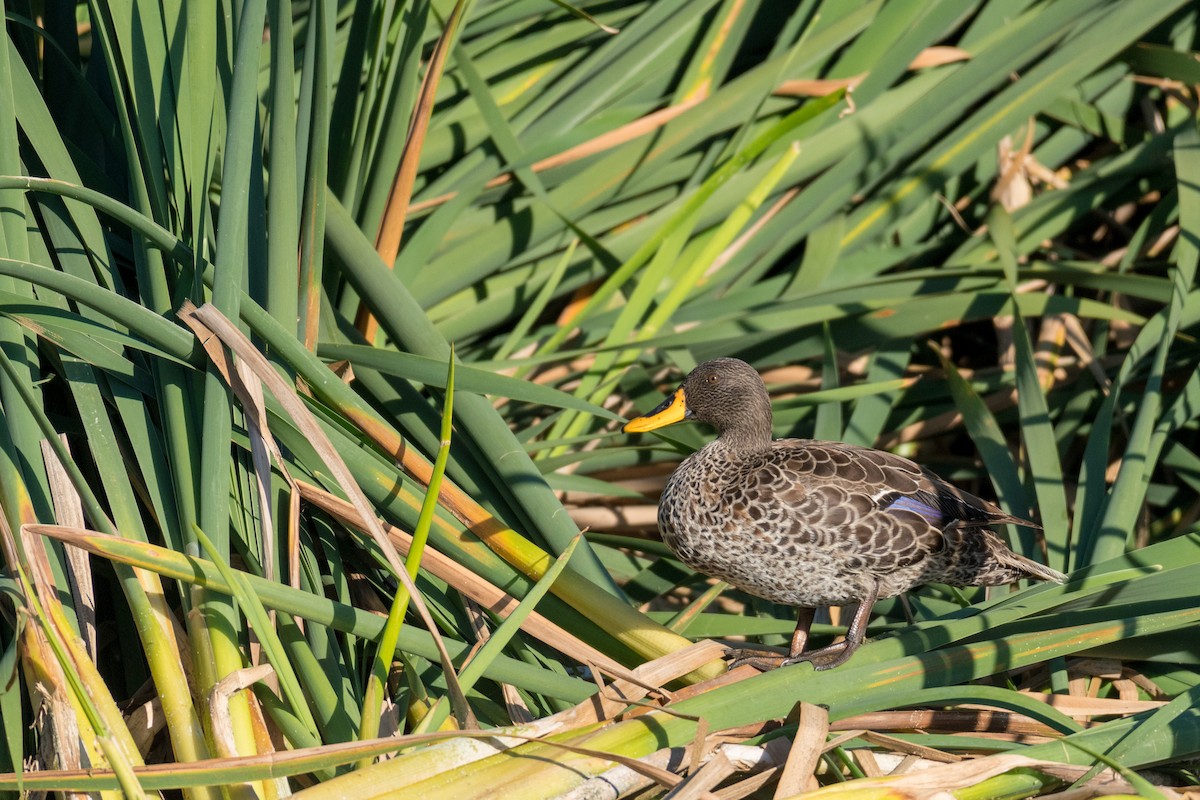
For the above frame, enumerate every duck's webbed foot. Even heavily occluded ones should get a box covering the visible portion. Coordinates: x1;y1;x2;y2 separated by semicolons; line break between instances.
787;582;879;670
730;584;880;672
724;606;816;672
725;646;788;672
729;636;862;671
781;639;858;671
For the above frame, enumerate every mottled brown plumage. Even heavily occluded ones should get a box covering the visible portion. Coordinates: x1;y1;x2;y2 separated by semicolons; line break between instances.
624;358;1066;670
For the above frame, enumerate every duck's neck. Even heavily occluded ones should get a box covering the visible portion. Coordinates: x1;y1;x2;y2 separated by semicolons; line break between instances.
712;394;774;452
713;424;772;452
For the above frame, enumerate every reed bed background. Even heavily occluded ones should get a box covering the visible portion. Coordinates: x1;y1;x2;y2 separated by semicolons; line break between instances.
1;0;1200;797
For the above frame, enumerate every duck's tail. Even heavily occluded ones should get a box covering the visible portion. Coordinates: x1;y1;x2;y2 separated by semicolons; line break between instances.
995;548;1068;584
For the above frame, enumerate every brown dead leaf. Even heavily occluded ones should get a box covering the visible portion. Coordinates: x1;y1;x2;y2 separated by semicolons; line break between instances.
179;301;475;728
909;46;971;69
776;754;1058;799
775;75;865;97
774;702;829;797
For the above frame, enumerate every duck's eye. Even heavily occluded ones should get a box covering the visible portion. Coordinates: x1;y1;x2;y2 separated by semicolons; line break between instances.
706;374;719;384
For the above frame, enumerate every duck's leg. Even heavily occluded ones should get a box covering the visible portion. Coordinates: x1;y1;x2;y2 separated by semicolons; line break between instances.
788;605;816;658
785;580;879;671
726;607;815;671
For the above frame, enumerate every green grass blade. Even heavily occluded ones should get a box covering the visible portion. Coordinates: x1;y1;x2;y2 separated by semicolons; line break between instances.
193;525;322;743
264;0;300;326
324;196;620;590
297;0;333;347
360;352;458;752
1088;120;1200;564
989;208;1070;568
417;532;585;734
814;322;842;440
30;524;594;703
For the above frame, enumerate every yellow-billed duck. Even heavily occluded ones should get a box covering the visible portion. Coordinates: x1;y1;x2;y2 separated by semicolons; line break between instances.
624;357;1066;670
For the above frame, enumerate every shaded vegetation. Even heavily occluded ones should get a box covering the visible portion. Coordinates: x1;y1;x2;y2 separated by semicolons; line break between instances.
0;0;1199;797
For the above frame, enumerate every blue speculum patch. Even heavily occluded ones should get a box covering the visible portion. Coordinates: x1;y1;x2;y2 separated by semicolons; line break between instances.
884;494;944;525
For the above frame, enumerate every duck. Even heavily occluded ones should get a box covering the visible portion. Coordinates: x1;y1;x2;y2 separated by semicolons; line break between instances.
624;357;1066;670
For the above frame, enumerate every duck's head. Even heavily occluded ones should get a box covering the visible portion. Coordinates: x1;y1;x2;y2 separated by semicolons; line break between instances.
624;358;773;446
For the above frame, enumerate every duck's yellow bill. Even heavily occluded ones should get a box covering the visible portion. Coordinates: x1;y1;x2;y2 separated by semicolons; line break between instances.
624;388;688;432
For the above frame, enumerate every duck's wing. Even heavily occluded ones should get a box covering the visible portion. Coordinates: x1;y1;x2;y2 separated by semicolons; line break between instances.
913;466;1041;529
749;440;1037;571
787;440;1039;528
733;440;933;571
